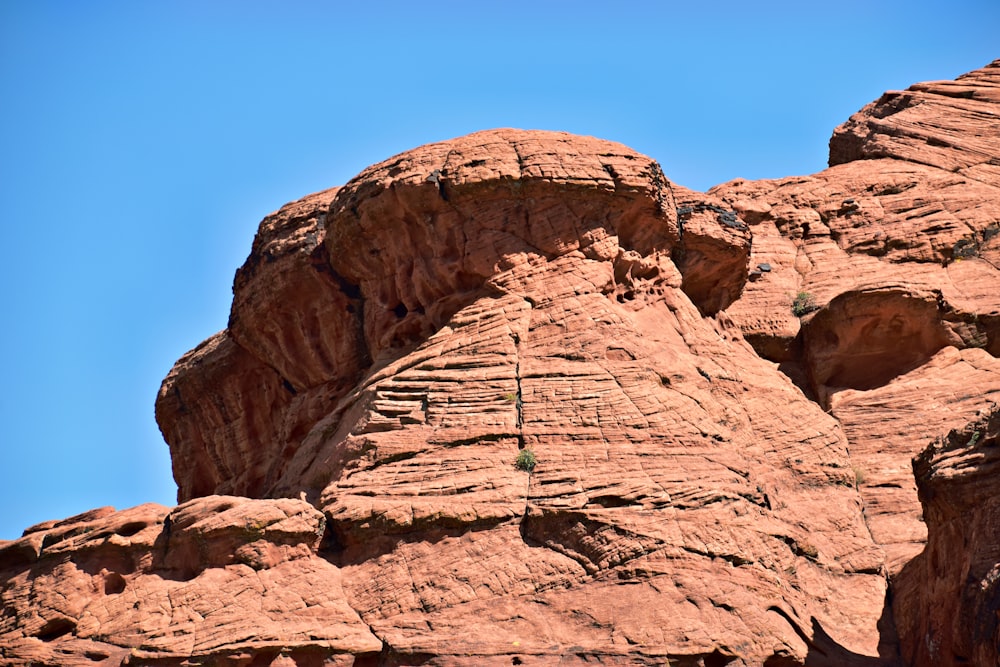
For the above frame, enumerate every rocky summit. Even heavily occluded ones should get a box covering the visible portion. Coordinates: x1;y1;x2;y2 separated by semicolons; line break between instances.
2;61;999;667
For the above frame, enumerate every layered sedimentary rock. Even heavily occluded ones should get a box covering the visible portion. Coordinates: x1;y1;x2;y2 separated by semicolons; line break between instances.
3;61;999;666
893;404;1000;667
0;498;380;665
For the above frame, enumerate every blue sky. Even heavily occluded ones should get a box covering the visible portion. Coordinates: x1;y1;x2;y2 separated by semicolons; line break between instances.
1;1;997;540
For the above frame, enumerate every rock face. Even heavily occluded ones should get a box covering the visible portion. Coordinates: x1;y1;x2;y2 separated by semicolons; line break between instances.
3;61;999;666
0;498;380;666
893;404;1000;667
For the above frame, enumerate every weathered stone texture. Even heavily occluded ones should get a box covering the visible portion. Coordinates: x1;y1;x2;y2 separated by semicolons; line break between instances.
4;60;1000;666
0;498;380;666
894;405;1000;667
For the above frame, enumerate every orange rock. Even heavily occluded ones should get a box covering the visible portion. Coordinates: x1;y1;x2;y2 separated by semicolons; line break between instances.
151;127;890;664
830;60;1000;179
5;61;1000;666
894;405;1000;667
0;498;380;665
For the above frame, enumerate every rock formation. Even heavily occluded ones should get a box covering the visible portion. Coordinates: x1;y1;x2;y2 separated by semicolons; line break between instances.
2;61;998;666
894;404;1000;667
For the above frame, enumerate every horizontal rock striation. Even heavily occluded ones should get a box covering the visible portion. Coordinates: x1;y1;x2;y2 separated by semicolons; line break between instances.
707;59;1000;666
0;497;380;666
830;60;1000;177
4;61;1000;666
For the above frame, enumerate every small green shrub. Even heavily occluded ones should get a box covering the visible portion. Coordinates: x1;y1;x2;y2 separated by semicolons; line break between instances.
514;448;537;472
791;291;818;317
503;392;519;403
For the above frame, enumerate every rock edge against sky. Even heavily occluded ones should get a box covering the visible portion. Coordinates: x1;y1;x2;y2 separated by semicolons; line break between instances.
2;61;999;667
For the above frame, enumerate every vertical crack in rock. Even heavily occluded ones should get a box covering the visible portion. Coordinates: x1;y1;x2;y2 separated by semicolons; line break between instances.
511;140;526;177
512;311;532;542
650;159;673;220
326;264;372;371
513;331;525;445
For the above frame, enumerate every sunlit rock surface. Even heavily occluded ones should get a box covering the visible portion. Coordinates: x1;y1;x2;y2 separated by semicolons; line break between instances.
3;60;999;667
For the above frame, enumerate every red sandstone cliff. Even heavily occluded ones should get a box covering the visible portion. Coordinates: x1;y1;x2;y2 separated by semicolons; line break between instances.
2;61;998;666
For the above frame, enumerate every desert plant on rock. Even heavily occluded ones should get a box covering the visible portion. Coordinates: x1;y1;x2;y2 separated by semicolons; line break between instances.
514;448;537;472
791;291;818;316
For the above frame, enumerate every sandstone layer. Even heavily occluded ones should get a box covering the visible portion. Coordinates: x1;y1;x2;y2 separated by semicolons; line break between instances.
0;498;380;666
894;404;1000;667
3;61;999;666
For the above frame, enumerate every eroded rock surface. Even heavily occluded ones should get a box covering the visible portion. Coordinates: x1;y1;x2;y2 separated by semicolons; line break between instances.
0;498;380;666
4;61;1000;666
894;405;1000;667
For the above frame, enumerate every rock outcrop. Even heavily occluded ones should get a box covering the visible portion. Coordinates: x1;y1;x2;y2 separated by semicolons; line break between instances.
894;404;1000;667
3;61;999;666
0;498;380;665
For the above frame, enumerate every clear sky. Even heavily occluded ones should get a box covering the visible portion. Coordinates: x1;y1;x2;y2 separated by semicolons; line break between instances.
1;1;997;540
